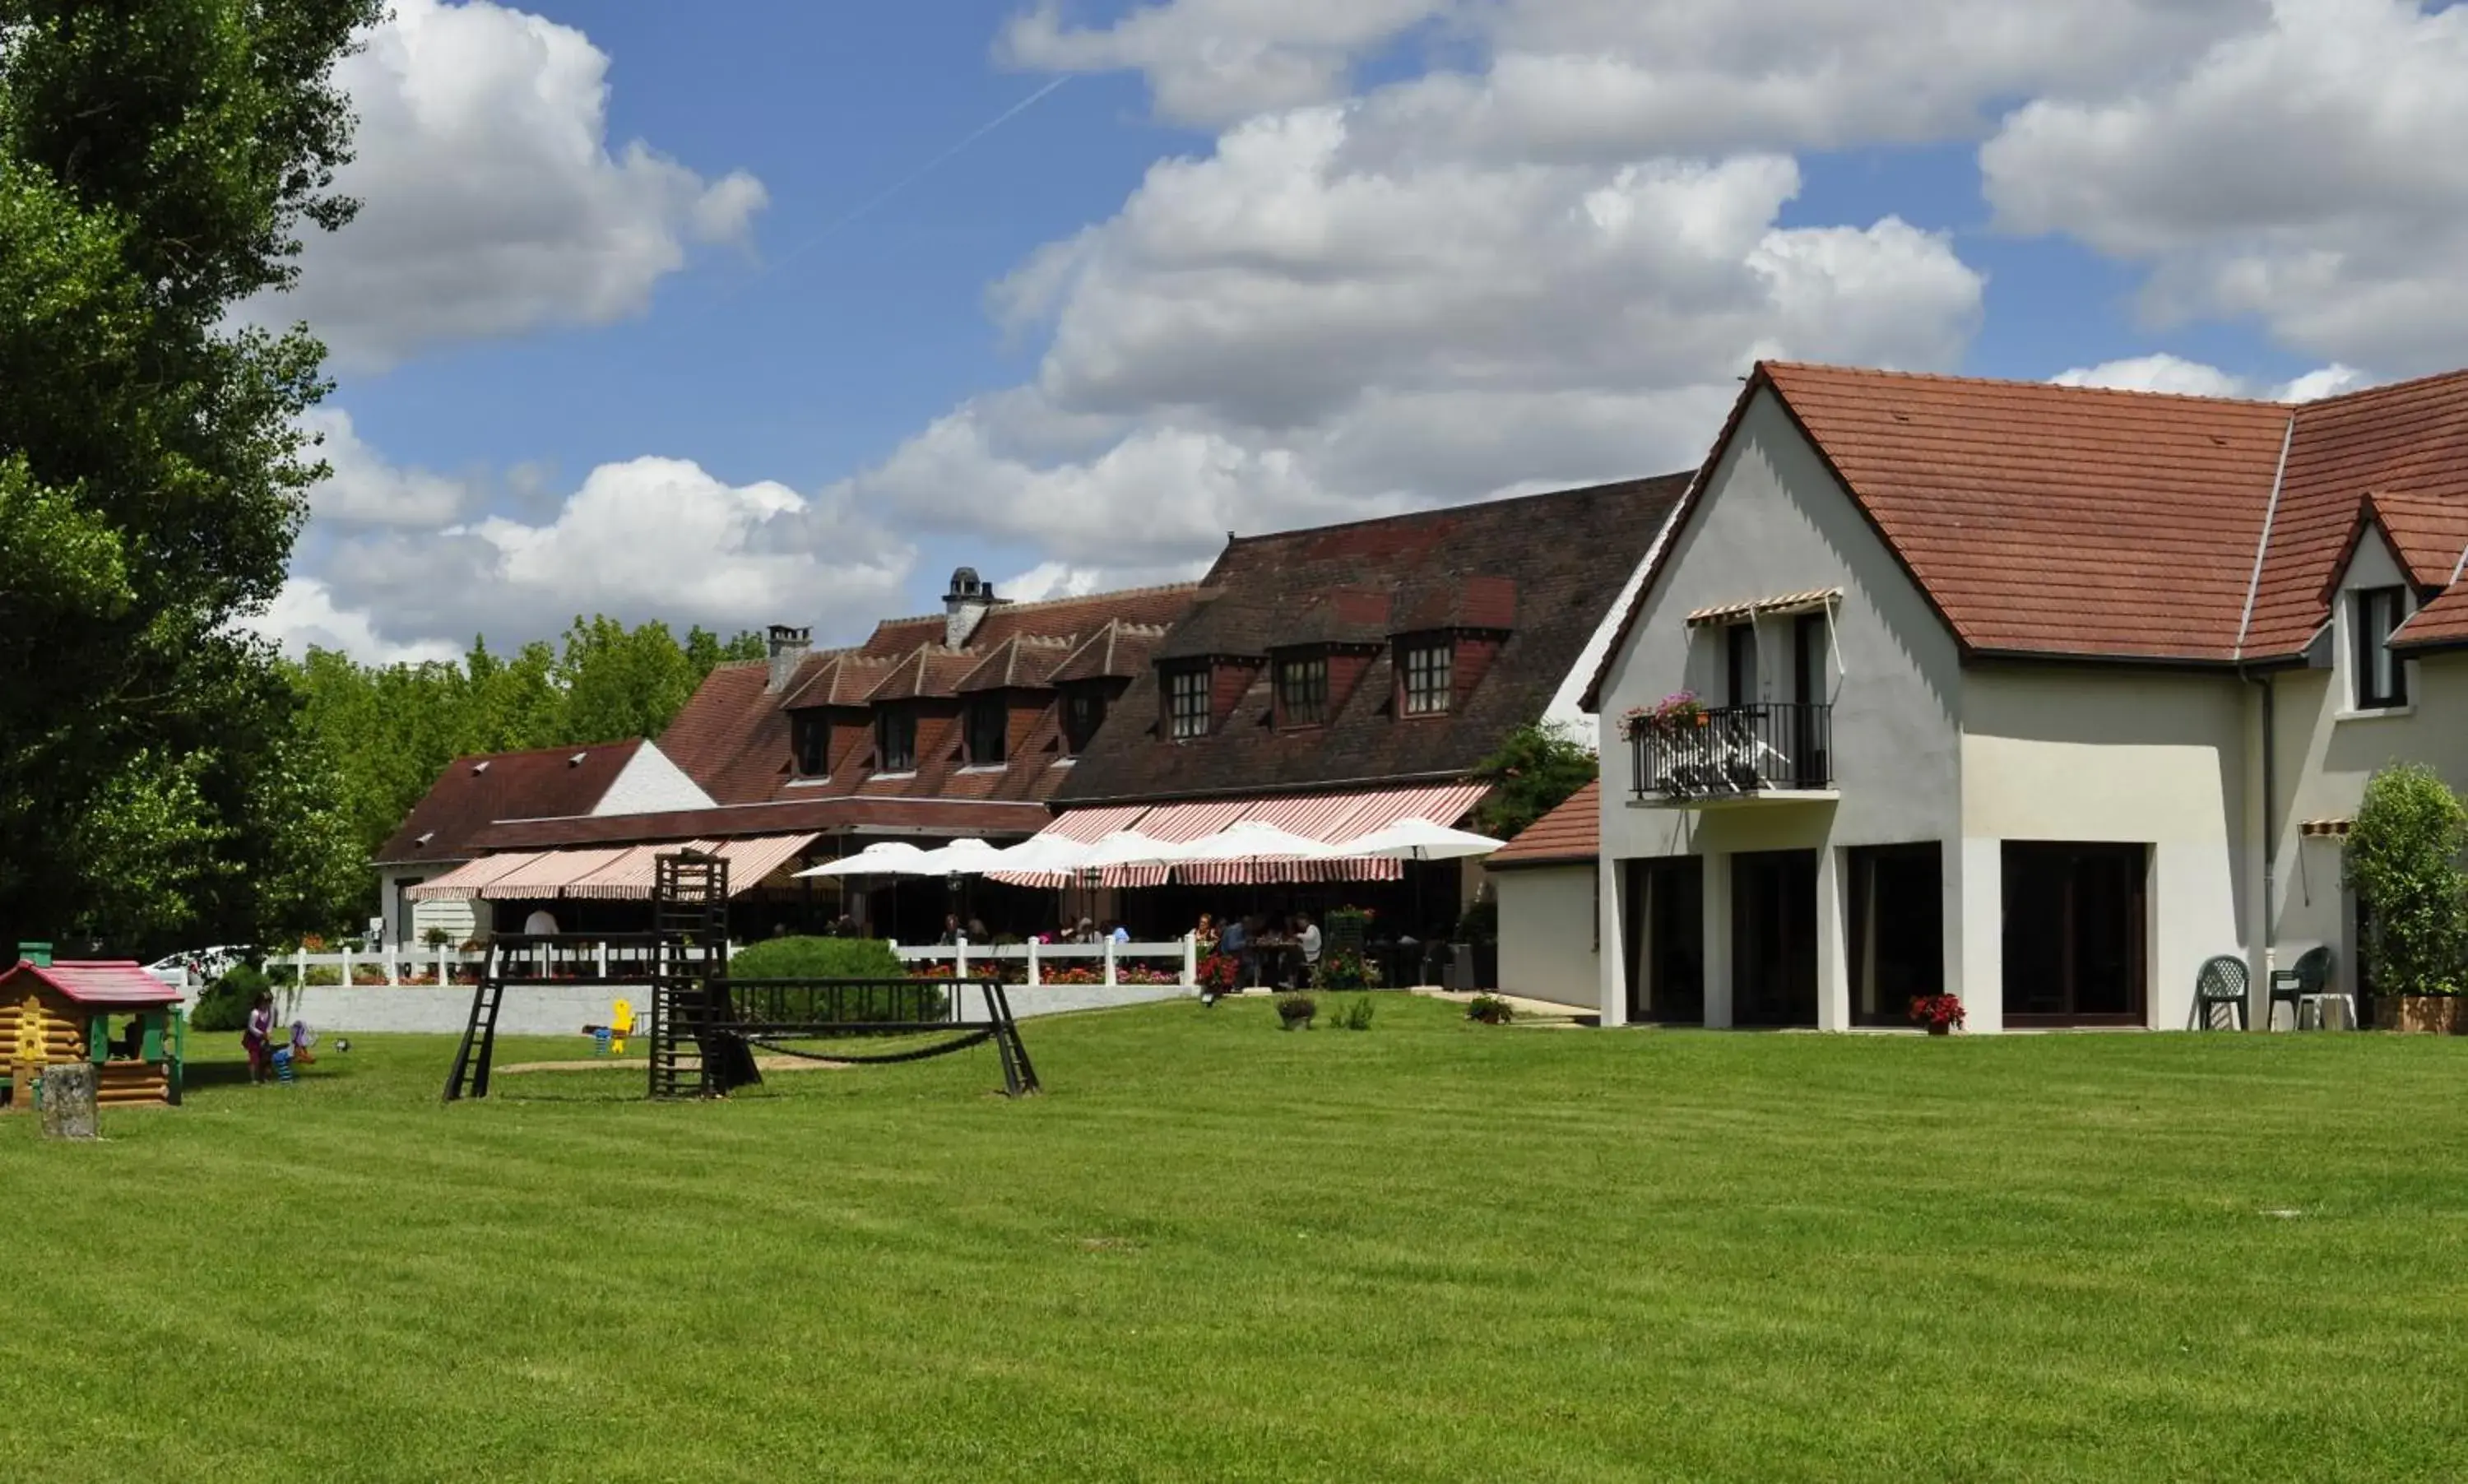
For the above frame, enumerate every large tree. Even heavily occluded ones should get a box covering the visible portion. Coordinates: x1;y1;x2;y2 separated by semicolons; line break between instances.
0;0;383;953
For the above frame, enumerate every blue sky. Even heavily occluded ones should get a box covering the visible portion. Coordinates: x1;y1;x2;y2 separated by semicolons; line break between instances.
264;0;2466;662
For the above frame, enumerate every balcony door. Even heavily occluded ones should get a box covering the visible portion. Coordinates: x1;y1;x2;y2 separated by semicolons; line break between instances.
1733;850;1818;1027
2002;842;2148;1027
1625;858;1704;1024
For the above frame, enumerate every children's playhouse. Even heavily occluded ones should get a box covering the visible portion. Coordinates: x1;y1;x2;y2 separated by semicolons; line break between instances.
0;955;186;1109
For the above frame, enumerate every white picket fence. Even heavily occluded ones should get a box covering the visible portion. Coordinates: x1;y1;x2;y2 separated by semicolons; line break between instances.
265;941;740;987
890;936;1201;989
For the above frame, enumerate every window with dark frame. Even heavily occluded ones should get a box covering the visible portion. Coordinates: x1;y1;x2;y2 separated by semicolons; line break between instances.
1726;622;1760;707
1278;654;1329;726
966;698;1007;766
793;715;828;777
1167;668;1211;740
2354;586;2409;709
1063;688;1106;755
876;708;916;772
1401;642;1452;716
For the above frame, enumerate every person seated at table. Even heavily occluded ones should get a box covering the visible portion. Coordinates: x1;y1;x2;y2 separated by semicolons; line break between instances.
1194;913;1218;953
938;914;963;945
1296;912;1322;972
967;918;989;943
1106;920;1131;944
1074;916;1097;944
1218;914;1250;985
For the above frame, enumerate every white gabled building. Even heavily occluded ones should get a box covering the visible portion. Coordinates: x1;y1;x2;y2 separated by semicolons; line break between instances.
1577;361;2468;1031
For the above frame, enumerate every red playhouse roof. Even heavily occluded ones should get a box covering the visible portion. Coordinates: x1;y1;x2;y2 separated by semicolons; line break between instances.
2;960;184;1008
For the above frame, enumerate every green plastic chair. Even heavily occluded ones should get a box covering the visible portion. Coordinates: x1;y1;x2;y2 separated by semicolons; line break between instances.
2193;955;2249;1030
2268;945;2336;1030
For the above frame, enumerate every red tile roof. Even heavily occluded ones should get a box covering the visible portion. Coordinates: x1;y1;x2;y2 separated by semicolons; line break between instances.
2390;584;2468;654
374;740;643;865
957;634;1073;693
1761;363;2291;661
1486;780;1599;869
5;959;183;1007
1583;361;2468;707
1049;619;1171;683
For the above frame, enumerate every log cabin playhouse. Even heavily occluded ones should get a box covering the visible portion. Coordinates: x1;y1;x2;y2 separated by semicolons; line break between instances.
0;955;185;1109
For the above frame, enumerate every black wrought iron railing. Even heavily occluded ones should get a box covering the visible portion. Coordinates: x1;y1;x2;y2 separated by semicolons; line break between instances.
1630;703;1833;800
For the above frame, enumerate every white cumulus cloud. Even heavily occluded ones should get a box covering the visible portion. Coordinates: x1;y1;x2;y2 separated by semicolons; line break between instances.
2052;353;2370;401
253;0;765;371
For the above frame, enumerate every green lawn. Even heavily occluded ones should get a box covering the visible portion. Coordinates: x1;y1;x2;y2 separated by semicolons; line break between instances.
5;998;2467;1482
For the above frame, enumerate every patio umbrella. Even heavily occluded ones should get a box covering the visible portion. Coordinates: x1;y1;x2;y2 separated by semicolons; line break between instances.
1332;817;1505;860
906;837;1007;875
1164;820;1342;865
792;842;935;878
985;832;1093;875
1076;830;1182;870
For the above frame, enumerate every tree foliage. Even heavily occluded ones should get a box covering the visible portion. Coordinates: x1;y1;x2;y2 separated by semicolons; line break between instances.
0;0;383;955
295;619;763;921
2343;762;2468;999
1469;721;1598;843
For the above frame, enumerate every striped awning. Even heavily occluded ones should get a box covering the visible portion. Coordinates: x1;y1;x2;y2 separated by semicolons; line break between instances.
1004;781;1492;888
406;836;818;902
1685;587;1841;626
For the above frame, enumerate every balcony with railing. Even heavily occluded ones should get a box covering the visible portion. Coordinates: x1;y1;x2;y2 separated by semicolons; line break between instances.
1628;703;1835;805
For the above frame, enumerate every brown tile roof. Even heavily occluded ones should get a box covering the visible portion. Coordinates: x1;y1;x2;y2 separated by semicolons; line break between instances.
1762;362;2292;661
864;646;981;703
1049;619;1171;683
467;796;1051;851
2390;583;2468;654
1486;780;1599;869
1059;477;1687;806
857;584;1200;659
1583;361;2468;707
374;740;643;865
955;634;1072;693
2246;369;2468;655
777;651;893;710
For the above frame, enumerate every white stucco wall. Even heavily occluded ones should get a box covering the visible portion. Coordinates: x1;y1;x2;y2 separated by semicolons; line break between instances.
289;981;1190;1035
592;740;717;817
378;865;475;947
1496;865;1598;1009
1594;387;1965;1027
1960;665;2251;1031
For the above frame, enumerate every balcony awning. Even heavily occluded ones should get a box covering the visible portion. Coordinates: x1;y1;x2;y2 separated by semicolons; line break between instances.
1685;587;1841;626
406;835;819;901
996;781;1492;887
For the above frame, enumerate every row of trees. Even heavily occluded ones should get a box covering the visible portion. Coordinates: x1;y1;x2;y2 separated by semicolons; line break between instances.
294;619;764;914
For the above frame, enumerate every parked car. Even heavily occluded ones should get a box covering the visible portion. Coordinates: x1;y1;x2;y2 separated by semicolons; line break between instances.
142;945;253;988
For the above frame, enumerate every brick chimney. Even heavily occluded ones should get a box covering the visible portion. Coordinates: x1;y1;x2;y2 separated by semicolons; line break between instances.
765;624;811;693
944;567;1004;647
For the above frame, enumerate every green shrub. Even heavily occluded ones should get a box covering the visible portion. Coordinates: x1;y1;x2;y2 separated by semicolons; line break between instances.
1466;993;1514;1025
2344;763;2468;999
1452;900;1498;944
193;963;271;1032
728;937;944;1023
730;935;903;980
1332;995;1375;1032
1314;948;1377;990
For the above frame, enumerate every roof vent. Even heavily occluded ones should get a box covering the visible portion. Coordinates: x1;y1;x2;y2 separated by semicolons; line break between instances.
471;760;490;775
568;752;588;767
415;831;434;847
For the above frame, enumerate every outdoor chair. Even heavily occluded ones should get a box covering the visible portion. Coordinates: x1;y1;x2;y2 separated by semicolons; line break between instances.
2192;954;2249;1030
2267;944;2344;1030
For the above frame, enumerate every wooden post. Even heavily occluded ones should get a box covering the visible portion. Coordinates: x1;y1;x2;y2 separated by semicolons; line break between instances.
596;940;609;981
1183;933;1199;989
341;943;353;986
1103;938;1117;987
1027;939;1041;987
956;939;969;981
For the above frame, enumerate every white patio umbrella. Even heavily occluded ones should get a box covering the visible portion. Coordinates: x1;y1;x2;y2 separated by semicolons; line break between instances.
1165;820;1342;865
792;841;935;878
906;837;1007;875
1333;817;1505;861
983;832;1093;876
1076;829;1182;870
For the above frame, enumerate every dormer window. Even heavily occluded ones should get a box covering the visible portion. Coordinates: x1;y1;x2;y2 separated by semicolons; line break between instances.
877;708;917;773
1277;654;1329;727
1166;668;1211;740
1401;641;1453;716
1063;688;1107;755
793;715;828;777
966;698;1008;766
2355;587;2410;709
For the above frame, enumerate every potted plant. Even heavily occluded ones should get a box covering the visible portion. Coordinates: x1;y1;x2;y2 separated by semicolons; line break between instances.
1197;952;1243;1004
2344;763;2468;1032
1909;994;1965;1036
1275;991;1317;1030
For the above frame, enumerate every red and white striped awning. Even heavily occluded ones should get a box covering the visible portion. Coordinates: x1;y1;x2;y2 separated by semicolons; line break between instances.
406;835;818;901
1003;781;1492;887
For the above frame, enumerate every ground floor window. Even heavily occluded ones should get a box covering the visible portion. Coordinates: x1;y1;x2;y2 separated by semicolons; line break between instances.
2002;842;2148;1026
1847;844;1943;1027
1624;857;1705;1024
1733;850;1817;1027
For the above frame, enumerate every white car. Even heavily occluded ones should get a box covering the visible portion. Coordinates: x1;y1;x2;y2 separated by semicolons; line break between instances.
142;945;253;988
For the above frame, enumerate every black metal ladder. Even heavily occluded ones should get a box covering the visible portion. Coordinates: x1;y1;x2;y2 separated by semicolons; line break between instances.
442;964;505;1101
